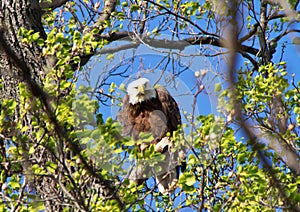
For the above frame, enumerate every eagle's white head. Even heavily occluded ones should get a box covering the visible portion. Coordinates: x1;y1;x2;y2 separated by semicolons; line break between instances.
127;78;156;105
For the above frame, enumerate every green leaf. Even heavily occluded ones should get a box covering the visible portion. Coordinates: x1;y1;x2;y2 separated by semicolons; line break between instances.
119;83;126;92
131;4;139;11
237;153;246;164
37;38;44;46
294;106;300;114
18;27;25;36
185;173;196;186
32;32;40;41
188;154;197;165
106;53;114;60
124;139;135;146
214;83;222;92
29;146;35;154
292;37;300;45
138;132;154;142
73;31;81;40
46;161;57;174
10;181;20;189
109;82;117;92
56;32;65;42
73;56;81;63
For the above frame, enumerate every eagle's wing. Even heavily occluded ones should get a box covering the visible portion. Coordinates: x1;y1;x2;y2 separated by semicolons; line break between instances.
154;86;186;194
148;110;168;144
155;86;181;131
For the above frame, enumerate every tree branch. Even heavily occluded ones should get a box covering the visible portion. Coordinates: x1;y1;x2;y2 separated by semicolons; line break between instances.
39;0;69;10
92;0;117;33
145;0;216;37
78;0;117;66
79;31;259;69
239;23;260;43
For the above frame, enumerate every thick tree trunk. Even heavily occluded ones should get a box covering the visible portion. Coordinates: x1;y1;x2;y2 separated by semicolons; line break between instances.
0;0;62;210
0;0;123;210
0;0;45;100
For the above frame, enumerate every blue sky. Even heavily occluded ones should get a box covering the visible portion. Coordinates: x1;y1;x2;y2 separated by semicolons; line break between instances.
75;0;300;126
77;33;300;125
77;35;222;122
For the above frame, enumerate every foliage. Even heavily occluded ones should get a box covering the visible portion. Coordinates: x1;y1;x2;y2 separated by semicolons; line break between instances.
0;0;300;211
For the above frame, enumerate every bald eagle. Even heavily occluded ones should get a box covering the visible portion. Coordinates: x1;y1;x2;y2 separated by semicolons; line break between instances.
118;78;185;194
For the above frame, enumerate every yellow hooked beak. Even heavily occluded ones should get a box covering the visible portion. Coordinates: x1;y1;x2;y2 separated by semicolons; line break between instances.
138;84;145;94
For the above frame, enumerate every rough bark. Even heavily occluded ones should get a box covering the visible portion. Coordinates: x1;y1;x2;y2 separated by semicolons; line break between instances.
0;0;124;210
0;0;45;100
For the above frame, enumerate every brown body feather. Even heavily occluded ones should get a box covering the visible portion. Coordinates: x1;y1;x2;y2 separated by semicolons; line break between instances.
118;86;181;142
118;85;185;193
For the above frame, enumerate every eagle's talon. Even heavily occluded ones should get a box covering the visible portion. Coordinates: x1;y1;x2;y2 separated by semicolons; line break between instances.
155;137;170;152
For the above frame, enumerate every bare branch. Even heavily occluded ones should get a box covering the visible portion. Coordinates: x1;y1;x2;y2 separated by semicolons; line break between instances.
95;43;140;55
39;0;69;10
145;0;217;37
80;31;259;68
239;23;260;43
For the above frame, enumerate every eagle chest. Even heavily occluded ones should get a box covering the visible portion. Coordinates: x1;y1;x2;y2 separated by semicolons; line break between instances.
129;98;164;133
